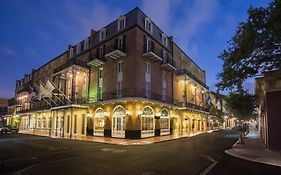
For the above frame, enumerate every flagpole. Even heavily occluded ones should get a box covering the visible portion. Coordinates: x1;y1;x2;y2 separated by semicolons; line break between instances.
33;83;53;107
49;80;72;104
39;80;58;106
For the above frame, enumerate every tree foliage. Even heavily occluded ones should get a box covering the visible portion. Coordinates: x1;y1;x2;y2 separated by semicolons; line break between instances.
217;0;281;91
225;91;257;120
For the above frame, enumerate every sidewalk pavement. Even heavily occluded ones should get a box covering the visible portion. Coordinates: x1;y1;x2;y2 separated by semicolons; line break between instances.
225;130;281;167
19;129;221;145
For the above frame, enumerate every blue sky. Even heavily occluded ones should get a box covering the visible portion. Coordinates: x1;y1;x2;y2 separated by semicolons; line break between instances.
0;0;272;98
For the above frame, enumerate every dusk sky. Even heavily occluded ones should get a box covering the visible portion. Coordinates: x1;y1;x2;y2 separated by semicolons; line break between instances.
0;0;271;98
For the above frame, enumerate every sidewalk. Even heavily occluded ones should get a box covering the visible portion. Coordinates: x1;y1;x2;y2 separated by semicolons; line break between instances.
225;130;281;167
19;129;220;145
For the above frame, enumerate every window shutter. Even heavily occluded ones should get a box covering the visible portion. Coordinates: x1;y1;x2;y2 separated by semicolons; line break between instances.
143;35;147;53
161;49;164;58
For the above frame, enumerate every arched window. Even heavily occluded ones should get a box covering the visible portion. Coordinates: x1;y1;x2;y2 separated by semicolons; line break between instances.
141;106;154;138
94;108;105;136
112;105;126;138
160;109;170;135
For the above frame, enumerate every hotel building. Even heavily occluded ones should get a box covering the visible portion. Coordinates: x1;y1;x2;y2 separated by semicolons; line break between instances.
5;8;223;139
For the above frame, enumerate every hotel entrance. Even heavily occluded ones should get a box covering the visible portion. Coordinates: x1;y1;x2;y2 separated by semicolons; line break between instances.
94;108;105;136
112;106;126;138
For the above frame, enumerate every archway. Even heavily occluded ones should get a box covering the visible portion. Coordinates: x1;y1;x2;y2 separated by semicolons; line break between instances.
160;109;170;135
94;108;105;136
112;105;126;138
141;106;154;138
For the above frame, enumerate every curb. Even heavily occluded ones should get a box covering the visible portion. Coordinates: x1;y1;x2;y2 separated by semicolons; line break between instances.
224;140;281;168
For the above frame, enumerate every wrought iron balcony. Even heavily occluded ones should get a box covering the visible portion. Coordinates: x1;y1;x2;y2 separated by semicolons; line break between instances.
105;43;126;60
161;56;176;71
176;69;209;89
87;57;105;67
54;59;88;74
143;47;163;62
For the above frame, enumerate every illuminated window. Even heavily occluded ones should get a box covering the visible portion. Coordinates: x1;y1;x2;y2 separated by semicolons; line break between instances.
98;67;103;100
160;109;169;130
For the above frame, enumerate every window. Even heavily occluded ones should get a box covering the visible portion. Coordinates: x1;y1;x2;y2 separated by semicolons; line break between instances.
74;115;77;134
81;114;85;135
145;62;151;98
67;115;70;133
117;61;123;98
181;53;184;60
76;44;81;54
98;67;103;100
84;38;89;50
162;71;167;101
75;73;79;98
69;47;74;57
117;16;126;31
99;28;106;41
98;46;104;58
161;33;168;47
145;17;153;33
160;109;169;130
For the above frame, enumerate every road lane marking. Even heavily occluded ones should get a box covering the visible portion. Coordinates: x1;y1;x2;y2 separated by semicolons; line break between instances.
199;155;218;175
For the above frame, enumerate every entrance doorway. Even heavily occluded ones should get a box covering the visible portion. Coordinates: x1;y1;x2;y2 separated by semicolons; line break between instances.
94;108;105;136
112;106;126;138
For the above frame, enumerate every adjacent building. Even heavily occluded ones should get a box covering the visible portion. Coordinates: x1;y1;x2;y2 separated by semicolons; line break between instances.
255;69;281;151
4;8;225;139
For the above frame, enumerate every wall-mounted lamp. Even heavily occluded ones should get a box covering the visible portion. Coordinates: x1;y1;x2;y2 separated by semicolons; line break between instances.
103;112;110;117
86;112;92;117
126;110;131;116
136;110;142;116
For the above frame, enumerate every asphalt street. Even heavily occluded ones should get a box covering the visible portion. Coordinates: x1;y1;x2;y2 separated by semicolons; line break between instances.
0;129;280;175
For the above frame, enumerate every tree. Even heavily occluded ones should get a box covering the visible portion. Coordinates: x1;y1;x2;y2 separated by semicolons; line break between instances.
225;91;257;120
217;0;281;91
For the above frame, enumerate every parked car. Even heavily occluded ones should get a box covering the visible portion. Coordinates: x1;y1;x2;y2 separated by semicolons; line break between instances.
0;125;19;133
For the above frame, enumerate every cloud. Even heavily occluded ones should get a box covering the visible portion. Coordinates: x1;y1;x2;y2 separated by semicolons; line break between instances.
141;0;173;32
0;46;17;56
51;1;122;43
173;0;218;49
141;0;218;52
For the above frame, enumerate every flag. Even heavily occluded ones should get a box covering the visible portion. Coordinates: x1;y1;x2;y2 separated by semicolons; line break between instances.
46;80;55;92
28;85;39;102
205;95;211;107
39;83;46;99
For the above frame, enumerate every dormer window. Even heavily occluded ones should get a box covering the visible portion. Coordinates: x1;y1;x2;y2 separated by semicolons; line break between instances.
161;33;168;47
99;28;107;41
69;47;74;58
181;53;184;60
84;38;89;50
145;17;153;34
117;16;126;31
76;44;81;54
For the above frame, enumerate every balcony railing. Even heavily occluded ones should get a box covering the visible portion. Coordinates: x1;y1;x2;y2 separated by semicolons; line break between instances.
54;59;88;74
16;89;208;113
175;100;209;113
161;55;176;71
176;69;209;89
105;42;126;60
143;47;163;62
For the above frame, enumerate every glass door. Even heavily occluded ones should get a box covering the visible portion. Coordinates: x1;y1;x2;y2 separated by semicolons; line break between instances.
112;106;126;138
